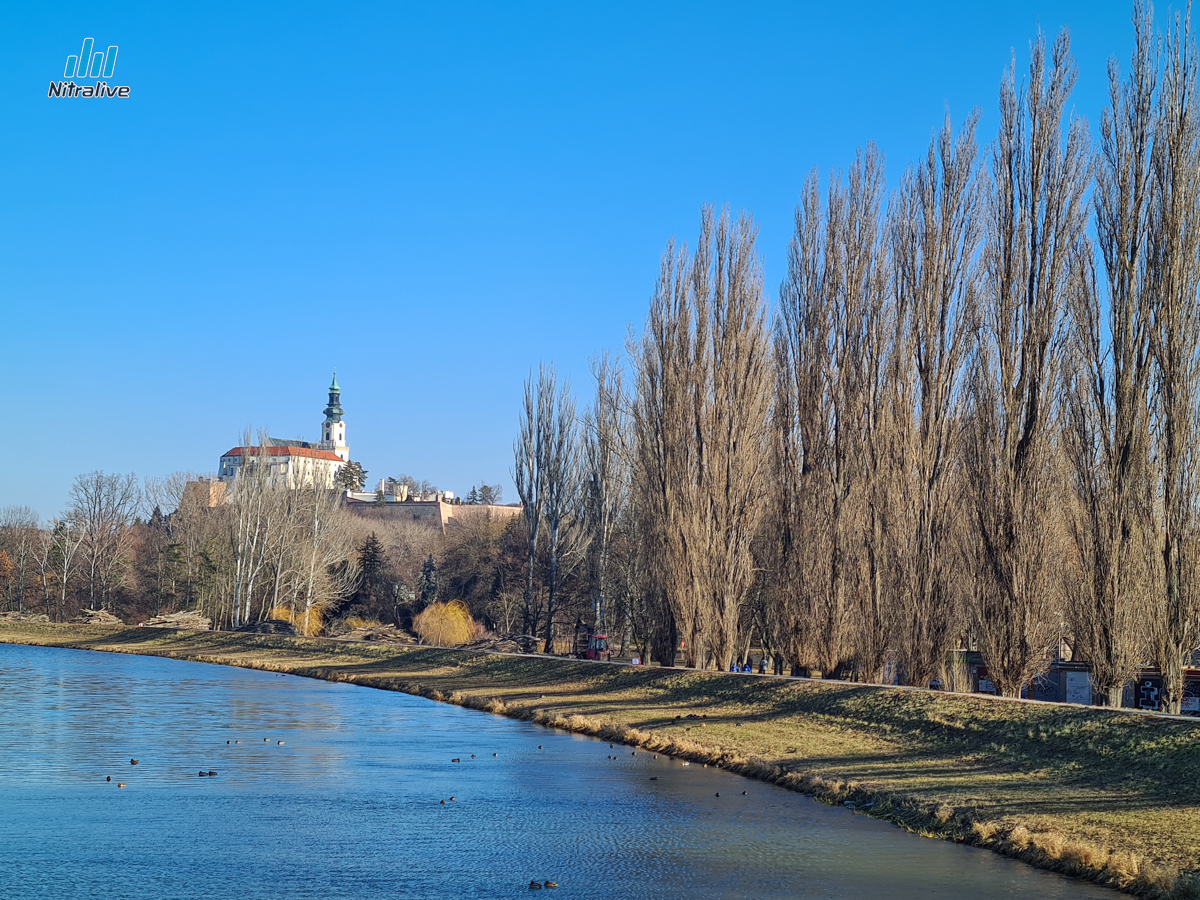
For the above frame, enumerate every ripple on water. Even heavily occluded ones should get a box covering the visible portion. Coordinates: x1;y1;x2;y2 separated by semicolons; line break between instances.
0;644;1120;900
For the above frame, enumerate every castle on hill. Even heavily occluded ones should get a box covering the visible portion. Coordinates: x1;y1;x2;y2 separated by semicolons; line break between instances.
217;374;350;489
194;375;521;533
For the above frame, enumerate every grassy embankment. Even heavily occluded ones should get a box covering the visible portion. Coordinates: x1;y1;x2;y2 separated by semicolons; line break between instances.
1;623;1197;898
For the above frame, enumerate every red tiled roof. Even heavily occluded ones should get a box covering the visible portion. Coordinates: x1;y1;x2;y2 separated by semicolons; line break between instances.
222;446;344;462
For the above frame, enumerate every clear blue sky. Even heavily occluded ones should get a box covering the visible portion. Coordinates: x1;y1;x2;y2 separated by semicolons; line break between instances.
1;0;1134;518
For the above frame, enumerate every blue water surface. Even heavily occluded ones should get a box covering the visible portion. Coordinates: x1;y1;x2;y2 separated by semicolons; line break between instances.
0;643;1118;899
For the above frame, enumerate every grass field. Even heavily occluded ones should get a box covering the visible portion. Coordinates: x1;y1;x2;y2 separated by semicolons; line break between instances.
2;623;1197;898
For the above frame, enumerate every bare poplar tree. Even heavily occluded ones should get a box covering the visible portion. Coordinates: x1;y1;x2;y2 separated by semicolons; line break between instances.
774;148;890;678
539;373;583;653
1149;8;1200;714
583;351;629;629
513;366;552;636
773;171;835;673
890;115;983;686
967;29;1092;697
1065;3;1157;706
833;145;893;682
632;206;772;670
632;237;698;664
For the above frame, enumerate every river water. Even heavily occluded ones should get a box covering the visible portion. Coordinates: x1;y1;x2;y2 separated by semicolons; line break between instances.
0;643;1117;899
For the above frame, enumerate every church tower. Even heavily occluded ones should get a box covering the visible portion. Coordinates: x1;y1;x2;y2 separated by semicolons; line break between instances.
320;372;350;462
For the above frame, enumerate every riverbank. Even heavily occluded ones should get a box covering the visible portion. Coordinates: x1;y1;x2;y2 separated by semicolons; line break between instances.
1;623;1196;898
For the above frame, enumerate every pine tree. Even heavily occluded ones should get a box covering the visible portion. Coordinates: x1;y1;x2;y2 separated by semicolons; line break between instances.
359;533;383;596
417;554;438;608
335;460;368;491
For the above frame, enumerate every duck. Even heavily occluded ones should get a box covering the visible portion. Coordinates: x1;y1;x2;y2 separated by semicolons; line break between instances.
450;796;457;801
198;771;208;777
130;759;139;765
208;771;218;776
117;782;126;788
742;791;747;795
235;741;241;744
471;754;477;758
529;882;542;890
106;776;111;782
537;746;543;750
715;792;720;797
544;881;558;889
440;800;446;805
492;753;498;757
649;777;658;781
277;741;285;745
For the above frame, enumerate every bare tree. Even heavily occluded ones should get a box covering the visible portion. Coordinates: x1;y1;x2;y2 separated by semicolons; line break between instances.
632;206;772;670
513;366;551;636
1065;3;1157;706
1149;7;1200;714
774;148;891;679
0;506;40;613
226;432;283;628
967;29;1092;697
42;517;84;622
890;114;983;686
290;485;361;635
69;471;141;610
772;170;835;673
834;145;894;682
538;373;583;653
583;351;629;630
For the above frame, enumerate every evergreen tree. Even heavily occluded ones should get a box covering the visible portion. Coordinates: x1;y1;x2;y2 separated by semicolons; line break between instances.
359;532;383;595
334;461;368;491
417;554;438;607
466;486;480;505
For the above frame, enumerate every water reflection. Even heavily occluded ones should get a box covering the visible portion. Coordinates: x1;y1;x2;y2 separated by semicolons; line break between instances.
0;643;1117;899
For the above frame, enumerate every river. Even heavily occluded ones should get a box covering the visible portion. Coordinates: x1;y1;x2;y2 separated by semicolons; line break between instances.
0;643;1119;899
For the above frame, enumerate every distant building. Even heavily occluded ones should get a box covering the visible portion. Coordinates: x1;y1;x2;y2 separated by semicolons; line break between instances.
343;495;522;534
217;374;349;488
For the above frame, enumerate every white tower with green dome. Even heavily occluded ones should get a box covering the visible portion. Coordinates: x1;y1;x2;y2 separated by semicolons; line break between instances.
320;372;350;462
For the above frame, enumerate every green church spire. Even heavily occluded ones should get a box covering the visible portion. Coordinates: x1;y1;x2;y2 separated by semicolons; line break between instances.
323;371;343;423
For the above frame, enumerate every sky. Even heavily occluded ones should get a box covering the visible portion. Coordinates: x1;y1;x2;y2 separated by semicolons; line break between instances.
0;0;1140;518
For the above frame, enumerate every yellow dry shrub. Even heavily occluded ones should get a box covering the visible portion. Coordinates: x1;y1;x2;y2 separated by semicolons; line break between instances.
268;605;325;637
413;600;478;647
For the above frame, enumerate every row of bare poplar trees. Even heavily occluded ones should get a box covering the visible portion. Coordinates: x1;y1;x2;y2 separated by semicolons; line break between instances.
519;9;1200;712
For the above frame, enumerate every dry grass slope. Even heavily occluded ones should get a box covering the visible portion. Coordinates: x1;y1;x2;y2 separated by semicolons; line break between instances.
1;623;1197;898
